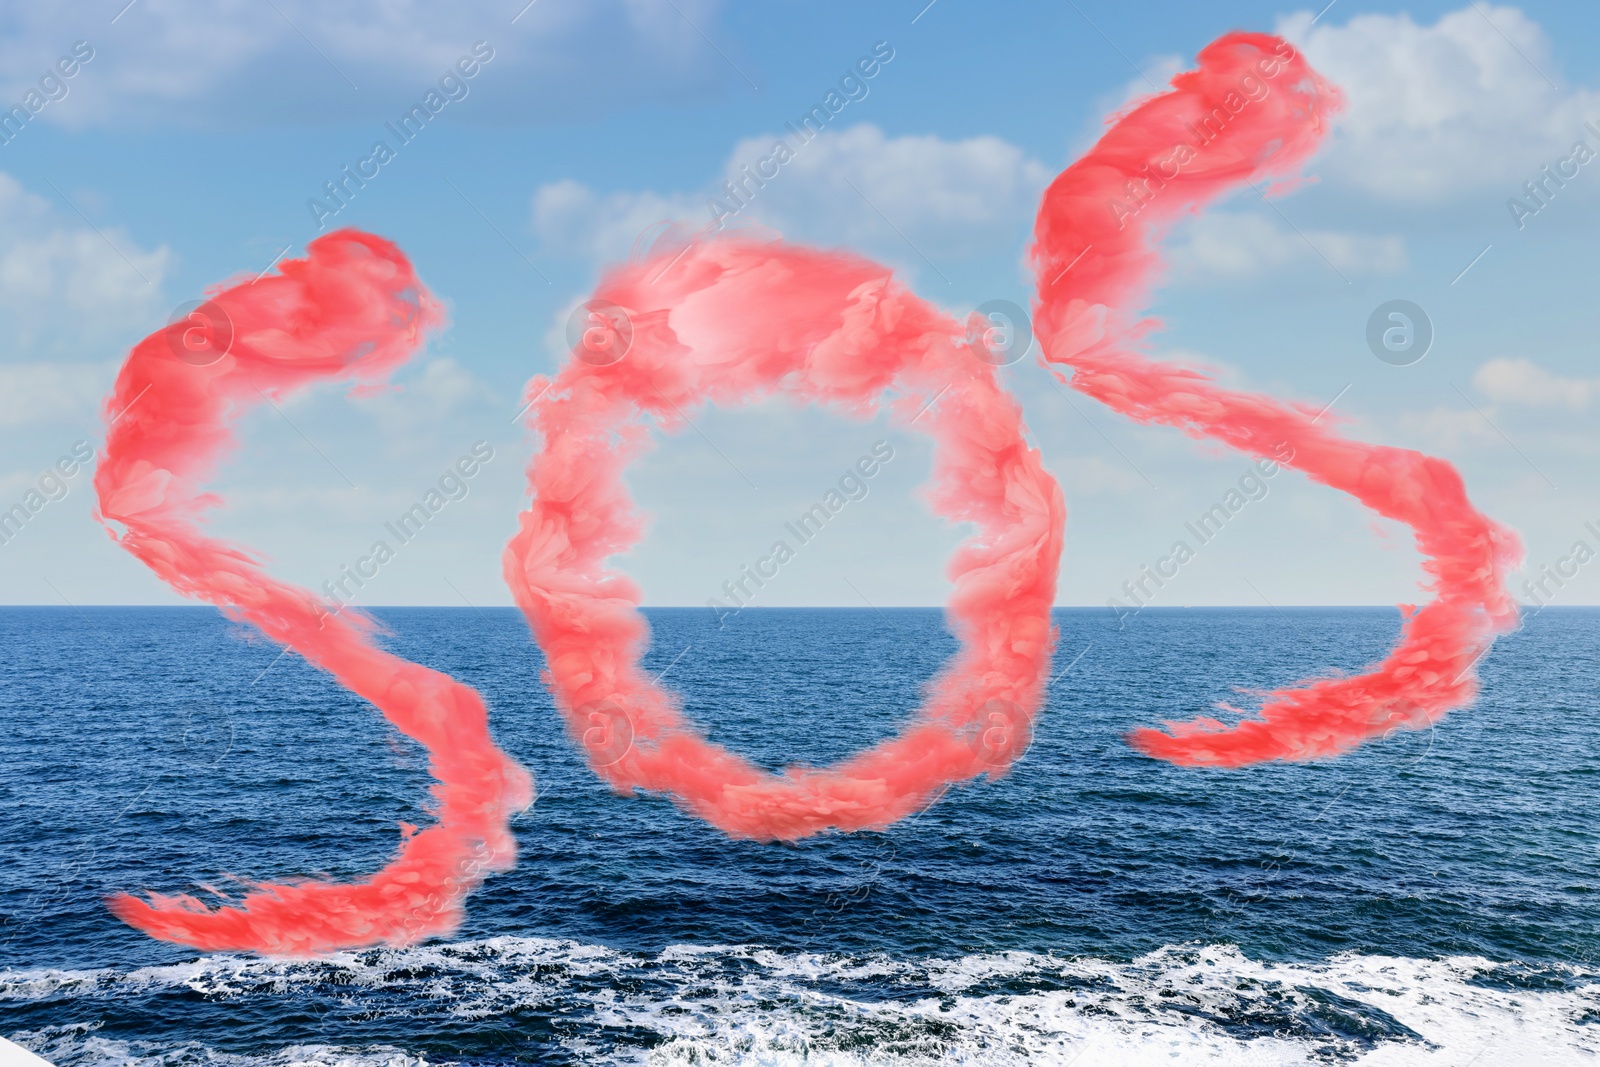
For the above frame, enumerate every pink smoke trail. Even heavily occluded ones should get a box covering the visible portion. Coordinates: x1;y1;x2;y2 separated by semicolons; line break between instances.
95;230;533;954
504;241;1065;841
1029;33;1521;766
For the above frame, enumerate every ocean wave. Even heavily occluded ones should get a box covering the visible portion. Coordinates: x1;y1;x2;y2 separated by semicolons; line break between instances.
6;940;1599;1065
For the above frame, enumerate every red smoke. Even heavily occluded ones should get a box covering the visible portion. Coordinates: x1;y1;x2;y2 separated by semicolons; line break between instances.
503;239;1065;841
95;231;533;954
1028;33;1521;765
95;31;1522;954
504;31;1522;833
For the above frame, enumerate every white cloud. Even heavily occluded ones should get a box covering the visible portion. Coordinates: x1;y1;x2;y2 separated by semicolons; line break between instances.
0;360;114;430
533;122;1051;266
1;229;167;314
1473;357;1597;409
0;0;729;128
728;125;1051;255
1282;4;1600;199
1166;211;1405;280
0;171;169;363
1394;406;1501;452
532;180;699;265
349;357;503;436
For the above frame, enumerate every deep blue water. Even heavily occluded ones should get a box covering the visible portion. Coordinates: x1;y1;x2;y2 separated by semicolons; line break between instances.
2;606;1599;1065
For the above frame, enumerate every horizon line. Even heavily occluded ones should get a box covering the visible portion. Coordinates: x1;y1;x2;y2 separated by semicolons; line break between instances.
0;602;1579;610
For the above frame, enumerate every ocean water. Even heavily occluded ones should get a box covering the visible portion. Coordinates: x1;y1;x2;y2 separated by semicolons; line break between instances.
2;605;1598;1065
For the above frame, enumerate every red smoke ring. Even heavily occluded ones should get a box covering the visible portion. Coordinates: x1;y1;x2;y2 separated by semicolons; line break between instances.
504;237;1066;841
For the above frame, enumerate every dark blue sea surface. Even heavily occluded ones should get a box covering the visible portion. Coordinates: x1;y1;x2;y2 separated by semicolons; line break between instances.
2;606;1598;1065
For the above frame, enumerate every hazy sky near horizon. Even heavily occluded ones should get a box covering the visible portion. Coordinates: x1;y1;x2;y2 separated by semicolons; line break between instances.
3;0;1600;611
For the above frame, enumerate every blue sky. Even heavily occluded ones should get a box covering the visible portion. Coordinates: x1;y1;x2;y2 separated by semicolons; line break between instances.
4;0;1600;612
